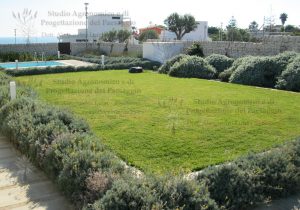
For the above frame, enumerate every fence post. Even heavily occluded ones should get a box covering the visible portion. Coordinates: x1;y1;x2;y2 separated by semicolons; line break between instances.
15;60;18;70
101;55;105;68
9;81;16;100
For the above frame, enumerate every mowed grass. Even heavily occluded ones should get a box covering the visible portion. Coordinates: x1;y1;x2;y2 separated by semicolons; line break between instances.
16;70;300;174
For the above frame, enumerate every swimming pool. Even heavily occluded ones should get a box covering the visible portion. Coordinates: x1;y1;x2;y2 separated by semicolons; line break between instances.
0;61;66;69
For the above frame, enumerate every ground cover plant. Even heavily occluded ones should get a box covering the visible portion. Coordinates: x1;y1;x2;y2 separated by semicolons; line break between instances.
16;70;300;174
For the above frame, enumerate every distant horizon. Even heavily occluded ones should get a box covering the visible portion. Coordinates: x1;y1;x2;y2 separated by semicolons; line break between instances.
1;0;299;37
0;36;58;44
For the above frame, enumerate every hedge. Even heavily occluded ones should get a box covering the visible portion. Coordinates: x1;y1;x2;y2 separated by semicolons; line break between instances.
229;56;284;88
158;54;187;74
1;70;300;209
169;56;216;79
197;138;300;210
276;56;300;91
205;54;234;75
63;55;161;70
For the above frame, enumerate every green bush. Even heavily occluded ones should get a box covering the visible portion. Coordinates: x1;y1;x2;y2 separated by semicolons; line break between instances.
229;57;280;87
91;175;219;210
186;42;204;57
139;30;159;42
272;51;298;72
0;90;124;207
218;69;234;82
149;176;219;210
228;52;299;87
197;138;300;210
169;56;216;79
4;65;104;77
275;56;300;91
205;54;234;75
62;55;161;71
158;54;187;74
91;176;156;210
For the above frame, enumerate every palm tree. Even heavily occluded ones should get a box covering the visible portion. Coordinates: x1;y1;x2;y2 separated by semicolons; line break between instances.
280;13;288;32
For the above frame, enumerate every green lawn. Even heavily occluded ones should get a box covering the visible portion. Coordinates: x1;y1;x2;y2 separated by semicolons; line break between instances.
16;70;300;174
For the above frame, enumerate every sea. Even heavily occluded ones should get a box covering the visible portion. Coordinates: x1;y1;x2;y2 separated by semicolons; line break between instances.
0;37;59;44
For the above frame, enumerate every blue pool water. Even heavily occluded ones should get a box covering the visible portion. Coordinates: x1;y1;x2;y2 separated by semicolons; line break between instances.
0;61;65;69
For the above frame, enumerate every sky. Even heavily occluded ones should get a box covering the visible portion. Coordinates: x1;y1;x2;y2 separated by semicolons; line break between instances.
0;0;299;38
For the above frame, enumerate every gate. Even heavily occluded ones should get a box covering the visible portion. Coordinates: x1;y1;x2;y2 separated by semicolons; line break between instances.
58;42;71;55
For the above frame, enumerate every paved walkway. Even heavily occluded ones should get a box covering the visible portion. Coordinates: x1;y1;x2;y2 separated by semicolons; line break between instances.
253;194;300;210
0;135;72;210
60;59;96;67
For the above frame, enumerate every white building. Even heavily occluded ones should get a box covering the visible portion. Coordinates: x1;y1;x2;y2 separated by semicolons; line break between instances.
59;13;132;43
160;21;209;41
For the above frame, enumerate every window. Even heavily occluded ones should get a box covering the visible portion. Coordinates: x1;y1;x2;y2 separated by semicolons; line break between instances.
112;16;121;20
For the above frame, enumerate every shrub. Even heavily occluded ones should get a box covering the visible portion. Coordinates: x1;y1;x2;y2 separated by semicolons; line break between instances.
91;176;156;210
218;68;235;82
91;175;219;210
139;30;159;42
197;138;300;210
229;56;280;87
85;171;118;204
62;55;161;71
0;90;125;208
272;51;298;72
158;54;187;74
205;54;234;75
228;52;299;87
169;56;216;79
218;56;257;82
186;42;204;57
198;164;260;210
275;56;300;91
149;176;219;210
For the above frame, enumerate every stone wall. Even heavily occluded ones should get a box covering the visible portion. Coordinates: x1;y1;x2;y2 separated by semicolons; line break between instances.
0;43;58;55
143;36;300;63
0;36;299;63
70;42;142;55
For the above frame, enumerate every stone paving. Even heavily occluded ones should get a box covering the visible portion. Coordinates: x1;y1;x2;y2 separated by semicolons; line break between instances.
0;135;72;210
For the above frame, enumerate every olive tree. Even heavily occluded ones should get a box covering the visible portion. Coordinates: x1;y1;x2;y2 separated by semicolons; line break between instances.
164;13;197;40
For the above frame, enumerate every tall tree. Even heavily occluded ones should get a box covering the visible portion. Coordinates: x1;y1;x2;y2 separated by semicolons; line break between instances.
227;16;237;29
117;29;131;43
164;13;197;40
249;21;259;32
280;13;288;31
138;30;159;42
226;16;237;41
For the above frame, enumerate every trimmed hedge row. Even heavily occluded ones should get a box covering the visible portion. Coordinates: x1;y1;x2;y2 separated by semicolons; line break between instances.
160;51;299;91
63;55;161;70
198;138;300;210
1;70;300;209
4;65;102;77
3;55;161;77
0;71;217;209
